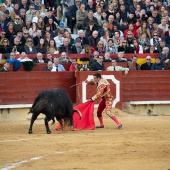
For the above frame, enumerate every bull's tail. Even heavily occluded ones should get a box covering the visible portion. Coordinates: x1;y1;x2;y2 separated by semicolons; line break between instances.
73;109;82;119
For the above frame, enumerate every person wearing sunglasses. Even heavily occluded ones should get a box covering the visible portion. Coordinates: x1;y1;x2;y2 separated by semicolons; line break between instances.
141;56;153;70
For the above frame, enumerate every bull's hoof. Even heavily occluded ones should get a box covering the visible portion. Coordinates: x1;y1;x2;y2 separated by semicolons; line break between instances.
28;130;32;134
47;131;51;134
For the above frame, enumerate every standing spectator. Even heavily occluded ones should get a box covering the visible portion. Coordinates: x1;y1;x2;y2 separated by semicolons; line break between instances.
141;56;153;70
76;4;88;30
85;0;96;12
68;0;81;33
128;55;141;70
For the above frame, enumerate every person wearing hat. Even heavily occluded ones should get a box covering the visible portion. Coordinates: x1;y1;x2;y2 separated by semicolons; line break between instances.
55;22;68;36
77;57;91;71
72;38;83;54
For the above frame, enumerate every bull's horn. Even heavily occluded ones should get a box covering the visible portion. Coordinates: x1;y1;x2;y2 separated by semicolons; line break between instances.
73;109;82;119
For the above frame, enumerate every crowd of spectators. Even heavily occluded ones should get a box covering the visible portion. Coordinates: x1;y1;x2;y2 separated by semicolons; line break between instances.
0;0;170;71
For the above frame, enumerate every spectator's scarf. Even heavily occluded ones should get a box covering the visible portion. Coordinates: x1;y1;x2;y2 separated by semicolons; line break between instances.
153;38;159;47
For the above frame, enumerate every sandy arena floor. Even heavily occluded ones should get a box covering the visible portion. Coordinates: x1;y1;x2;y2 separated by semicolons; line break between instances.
0;109;170;170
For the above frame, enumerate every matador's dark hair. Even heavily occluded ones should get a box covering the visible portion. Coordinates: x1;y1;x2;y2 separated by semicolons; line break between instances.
93;72;101;78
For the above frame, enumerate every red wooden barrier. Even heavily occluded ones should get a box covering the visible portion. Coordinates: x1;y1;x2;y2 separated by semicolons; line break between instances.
1;71;170;107
0;72;76;104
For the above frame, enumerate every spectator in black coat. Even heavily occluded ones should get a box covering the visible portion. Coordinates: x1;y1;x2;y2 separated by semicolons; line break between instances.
88;31;100;49
151;56;166;70
77;30;89;46
141;56;153;70
91;54;105;71
33;29;42;47
59;38;73;54
68;0;81;33
85;0;96;12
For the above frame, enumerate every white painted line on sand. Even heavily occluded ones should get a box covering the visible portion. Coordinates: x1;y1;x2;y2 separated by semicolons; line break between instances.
0;138;42;143
0;148;85;170
0;156;43;170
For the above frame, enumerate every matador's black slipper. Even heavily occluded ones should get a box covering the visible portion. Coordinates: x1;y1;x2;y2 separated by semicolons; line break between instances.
95;125;104;128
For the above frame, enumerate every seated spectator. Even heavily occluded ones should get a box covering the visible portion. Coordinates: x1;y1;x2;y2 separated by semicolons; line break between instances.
88;30;100;49
91;54;105;71
69;58;78;72
85;20;100;37
72;38;84;54
24;37;37;54
113;30;123;46
33;29;43;47
100;29;111;46
77;30;89;46
150;31;161;49
124;23;138;38
141;56;153;70
59;38;73;54
37;16;45;30
89;50;99;66
157;39;169;53
59;52;71;63
106;39;118;54
6;52;22;71
118;39;134;53
36;38;47;54
137;21;151;38
0;38;12;55
126;31;136;47
55;22;68;36
33;53;45;63
77;57;91;71
0;61;10;72
151;56;166;70
46;39;59;54
54;31;64;48
5;22;15;41
158;17;169;35
103;52;112;62
128;55;141;70
130;39;143;54
44;52;53;63
0;30;6;42
107;59;129;74
151;21;164;39
52;57;65;72
96;40;105;55
44;61;53;72
11;37;23;54
116;52;131;62
98;22;111;38
63;31;75;46
13;15;23;33
145;45;159;53
11;3;20;21
159;47;170;64
93;6;102;26
138;32;150;53
82;45;92;54
17;52;32;62
29;22;37;38
82;10;99;31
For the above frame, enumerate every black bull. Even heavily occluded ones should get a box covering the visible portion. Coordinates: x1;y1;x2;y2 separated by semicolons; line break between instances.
28;88;82;134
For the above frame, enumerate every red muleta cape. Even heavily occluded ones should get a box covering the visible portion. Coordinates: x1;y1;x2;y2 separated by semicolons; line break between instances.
56;101;95;130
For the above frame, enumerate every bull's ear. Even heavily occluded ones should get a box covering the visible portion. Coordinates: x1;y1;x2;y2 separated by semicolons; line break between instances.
32;100;47;113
